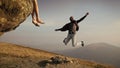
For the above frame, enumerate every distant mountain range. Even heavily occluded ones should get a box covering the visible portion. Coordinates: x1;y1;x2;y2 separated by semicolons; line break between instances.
57;43;120;68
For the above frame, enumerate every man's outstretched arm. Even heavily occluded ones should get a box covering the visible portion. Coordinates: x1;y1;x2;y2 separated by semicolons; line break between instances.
55;28;62;31
77;12;89;23
55;23;70;31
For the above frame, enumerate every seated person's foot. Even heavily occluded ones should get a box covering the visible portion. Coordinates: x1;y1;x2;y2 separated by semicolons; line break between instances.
32;20;40;27
36;18;44;24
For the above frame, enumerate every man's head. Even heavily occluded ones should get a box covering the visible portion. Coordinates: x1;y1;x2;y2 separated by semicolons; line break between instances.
69;16;74;21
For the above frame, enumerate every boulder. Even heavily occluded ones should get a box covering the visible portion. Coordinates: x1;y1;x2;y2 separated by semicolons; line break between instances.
38;55;73;67
50;55;73;64
0;0;33;35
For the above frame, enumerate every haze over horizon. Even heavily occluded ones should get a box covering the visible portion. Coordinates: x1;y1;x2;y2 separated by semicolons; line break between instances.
0;0;120;51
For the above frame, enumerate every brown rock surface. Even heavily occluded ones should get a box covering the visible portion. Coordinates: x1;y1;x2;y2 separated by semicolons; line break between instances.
0;0;33;34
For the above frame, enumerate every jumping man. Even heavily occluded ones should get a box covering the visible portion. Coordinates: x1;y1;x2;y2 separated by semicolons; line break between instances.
55;12;89;47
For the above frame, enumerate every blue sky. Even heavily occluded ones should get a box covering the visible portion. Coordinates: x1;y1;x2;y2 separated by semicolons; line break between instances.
0;0;120;51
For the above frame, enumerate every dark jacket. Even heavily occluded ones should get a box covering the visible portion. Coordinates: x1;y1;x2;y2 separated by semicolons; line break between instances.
57;15;87;34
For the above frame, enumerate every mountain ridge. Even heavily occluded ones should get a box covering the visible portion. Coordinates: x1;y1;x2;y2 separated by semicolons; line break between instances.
56;42;120;68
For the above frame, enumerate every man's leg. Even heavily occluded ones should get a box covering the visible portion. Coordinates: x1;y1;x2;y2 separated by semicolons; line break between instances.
71;34;76;47
63;34;71;45
71;34;83;47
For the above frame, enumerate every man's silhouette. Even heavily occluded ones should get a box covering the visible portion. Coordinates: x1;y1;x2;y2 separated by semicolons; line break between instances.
55;12;89;47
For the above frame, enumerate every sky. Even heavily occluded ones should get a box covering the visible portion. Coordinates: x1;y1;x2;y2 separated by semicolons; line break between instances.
0;0;120;51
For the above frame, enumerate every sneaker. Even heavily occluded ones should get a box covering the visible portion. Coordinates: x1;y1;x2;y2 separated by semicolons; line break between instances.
81;41;84;47
63;38;67;45
72;44;76;47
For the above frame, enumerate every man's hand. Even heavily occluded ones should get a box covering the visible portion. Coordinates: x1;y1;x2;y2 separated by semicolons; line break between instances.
55;29;59;31
86;12;89;16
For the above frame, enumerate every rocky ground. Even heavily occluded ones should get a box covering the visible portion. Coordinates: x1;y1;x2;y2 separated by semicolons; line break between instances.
0;0;33;34
0;42;115;68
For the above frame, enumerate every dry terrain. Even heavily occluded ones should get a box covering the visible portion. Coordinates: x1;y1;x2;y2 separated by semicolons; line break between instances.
0;42;115;68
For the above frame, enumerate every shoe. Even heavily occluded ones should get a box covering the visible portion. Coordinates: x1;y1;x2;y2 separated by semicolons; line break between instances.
72;44;75;47
81;44;84;47
63;38;67;45
81;41;84;47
